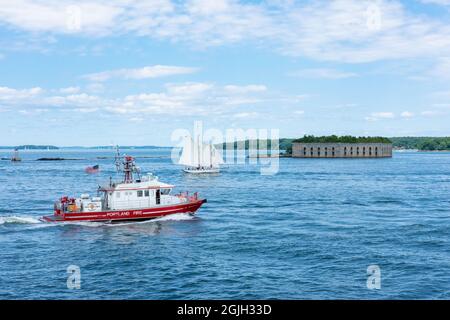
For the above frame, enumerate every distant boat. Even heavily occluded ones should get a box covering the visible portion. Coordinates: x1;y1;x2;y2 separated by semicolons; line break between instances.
85;164;100;174
178;136;224;174
11;148;21;162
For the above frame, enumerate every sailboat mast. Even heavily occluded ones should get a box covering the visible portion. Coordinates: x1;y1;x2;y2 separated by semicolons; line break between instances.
197;134;201;167
210;141;213;168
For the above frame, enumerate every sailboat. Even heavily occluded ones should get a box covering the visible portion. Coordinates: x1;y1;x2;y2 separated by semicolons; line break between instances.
179;136;224;174
11;148;22;162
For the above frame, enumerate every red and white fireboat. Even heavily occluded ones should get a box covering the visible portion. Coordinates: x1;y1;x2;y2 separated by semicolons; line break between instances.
42;155;206;223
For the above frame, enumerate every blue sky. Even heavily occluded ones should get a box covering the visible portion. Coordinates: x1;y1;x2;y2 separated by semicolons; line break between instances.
1;0;450;146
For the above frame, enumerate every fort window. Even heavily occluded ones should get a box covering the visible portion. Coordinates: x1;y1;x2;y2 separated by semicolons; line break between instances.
344;147;347;156
318;147;321;156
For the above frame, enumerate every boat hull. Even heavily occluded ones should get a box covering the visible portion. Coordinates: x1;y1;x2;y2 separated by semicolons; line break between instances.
183;168;220;174
42;199;206;223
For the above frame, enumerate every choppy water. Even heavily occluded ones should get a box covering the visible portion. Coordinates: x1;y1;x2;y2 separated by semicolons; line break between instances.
1;149;450;299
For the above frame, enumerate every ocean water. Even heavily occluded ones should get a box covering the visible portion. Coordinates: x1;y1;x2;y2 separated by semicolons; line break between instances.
1;149;450;299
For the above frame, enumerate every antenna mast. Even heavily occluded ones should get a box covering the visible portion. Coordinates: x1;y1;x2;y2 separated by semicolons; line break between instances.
114;145;122;173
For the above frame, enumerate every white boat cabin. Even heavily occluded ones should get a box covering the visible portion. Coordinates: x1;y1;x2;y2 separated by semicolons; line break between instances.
58;174;187;214
103;174;182;210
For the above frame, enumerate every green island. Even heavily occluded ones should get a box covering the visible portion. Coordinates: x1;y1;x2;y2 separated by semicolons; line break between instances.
2;137;450;153
293;135;392;144
0;145;59;150
389;137;450;151
219;136;450;154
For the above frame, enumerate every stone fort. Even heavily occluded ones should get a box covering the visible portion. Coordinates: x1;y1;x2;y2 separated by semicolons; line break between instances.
292;142;392;158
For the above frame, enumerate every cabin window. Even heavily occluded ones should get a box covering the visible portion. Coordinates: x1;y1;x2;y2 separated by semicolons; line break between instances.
137;190;143;197
144;190;150;197
160;189;171;195
116;192;120;198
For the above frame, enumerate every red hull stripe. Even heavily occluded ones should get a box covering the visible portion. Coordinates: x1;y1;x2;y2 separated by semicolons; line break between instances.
43;199;206;222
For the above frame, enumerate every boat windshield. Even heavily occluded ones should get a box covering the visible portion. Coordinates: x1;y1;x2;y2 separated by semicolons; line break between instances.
160;188;171;195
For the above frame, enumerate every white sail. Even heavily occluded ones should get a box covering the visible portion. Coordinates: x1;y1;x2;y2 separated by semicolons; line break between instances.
202;144;212;167
212;145;224;165
178;137;198;167
180;137;224;169
201;143;224;167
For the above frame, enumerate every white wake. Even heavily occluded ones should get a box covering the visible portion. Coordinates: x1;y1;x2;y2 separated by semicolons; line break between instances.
0;216;42;225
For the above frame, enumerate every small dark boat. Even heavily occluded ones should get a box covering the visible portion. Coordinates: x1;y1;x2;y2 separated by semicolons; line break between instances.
11;148;21;162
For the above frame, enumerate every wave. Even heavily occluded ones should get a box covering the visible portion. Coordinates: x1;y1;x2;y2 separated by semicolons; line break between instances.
0;213;195;229
0;215;42;225
153;213;194;222
103;213;195;227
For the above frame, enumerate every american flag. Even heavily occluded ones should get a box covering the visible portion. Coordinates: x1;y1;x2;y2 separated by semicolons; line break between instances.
85;164;100;174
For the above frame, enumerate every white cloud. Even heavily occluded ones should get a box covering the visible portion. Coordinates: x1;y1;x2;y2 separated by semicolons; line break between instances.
0;1;122;35
83;65;198;82
419;0;450;5
0;86;43;101
372;112;395;118
128;117;144;122
1;81;281;117
223;85;267;93
74;107;99;113
233;112;258;118
421;110;441;116
2;1;450;64
86;82;105;93
289;68;357;79
429;57;450;79
294;110;305;115
59;86;80;94
18;108;49;115
400;111;415;118
165;82;212;95
365;112;395;121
